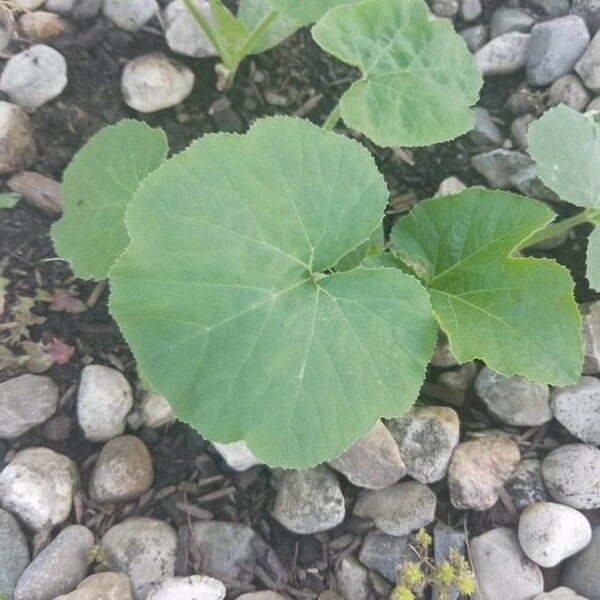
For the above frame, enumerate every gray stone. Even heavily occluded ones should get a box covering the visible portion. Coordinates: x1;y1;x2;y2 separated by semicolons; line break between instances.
548;74;592;111
432;523;467;600
238;594;287;600
19;11;67;42
573;0;600;34
0;508;29;600
15;525;94;600
588;95;600;110
542;444;600;509
469;107;504;147
212;440;261;471
335;556;369;600
101;517;177;600
576;31;600;93
0;374;58;439
273;467;345;534
77;365;133;442
527;16;590;86
448;435;520;510
44;0;75;14
476;32;531;75
551;376;600;445
430;0;458;18
475;367;551;426
72;0;101;20
139;392;175;429
0;44;67;110
146;576;226;600
89;435;154;504
470;528;544;600
506;458;548;510
0;101;37;174
518;502;592;568
562;526;600;600
353;481;436;537
460;25;489;53
358;531;416;583
436;362;479;397
12;0;45;8
121;53;195;113
103;0;158;32
387;406;459;483
527;0;571;16
534;589;589;600
490;7;536;38
506;82;544;115
0;447;78;531
460;0;481;21
581;301;600;374
329;421;405;489
163;0;217;58
434;177;466;198
53;573;133;600
511;113;535;150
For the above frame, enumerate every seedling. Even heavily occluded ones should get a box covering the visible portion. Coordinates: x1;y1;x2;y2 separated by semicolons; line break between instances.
50;0;583;468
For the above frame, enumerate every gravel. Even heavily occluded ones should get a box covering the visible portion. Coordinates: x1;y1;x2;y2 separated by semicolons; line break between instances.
212;440;261;471
146;576;226;600
103;0;159;32
490;7;536;38
358;531;416;583
0;508;29;600
548;74;592;111
581;301;600;374
576;31;600;93
163;0;217;58
475;32;531;75
54;573;133;600
561;526;600;600
0;101;37;174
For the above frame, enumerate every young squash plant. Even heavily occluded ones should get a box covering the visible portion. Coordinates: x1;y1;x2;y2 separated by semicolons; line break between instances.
51;0;583;468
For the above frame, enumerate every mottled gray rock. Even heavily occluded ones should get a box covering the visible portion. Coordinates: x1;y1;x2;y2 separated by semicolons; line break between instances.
12;0;45;8
101;518;177;600
534;589;589;600
506;82;543;115
353;481;436;537
54;573;133;600
527;16;590;86
103;0;158;32
542;444;600;509
77;365;133;442
237;594;287;600
475;367;551;426
335;556;369;600
432;523;467;600
212;440;261;471
562;526;600;600
588;96;600;110
358;531;416;583
475;32;531;76
0;447;78;531
0;374;58;439
437;362;479;397
548;74;592;111
44;0;75;14
139;392;175;428
273;467;345;534
551;376;600;445
329;421;405;489
581;301;600;374
387;406;459;483
511;113;535;150
460;0;481;21
460;25;489;53
89;436;154;504
491;7;536;38
506;458;548;510
469;107;504;147
448;435;520;510
518;502;592;568
470;528;544;600
0;101;37;174
430;0;458;18
573;0;600;33
15;525;94;600
19;11;67;42
146;576;226;600
0;508;29;600
576;31;600;93
121;53;195;113
527;0;571;16
72;0;101;20
0;44;67;109
434;176;466;198
163;0;217;58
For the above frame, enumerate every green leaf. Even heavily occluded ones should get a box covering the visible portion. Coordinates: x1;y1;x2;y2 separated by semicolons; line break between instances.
312;0;482;148
0;192;21;209
110;117;436;468
52;120;168;280
237;0;299;53
208;0;250;62
266;0;359;26
334;225;384;271
587;228;600;291
390;188;582;386
528;104;600;209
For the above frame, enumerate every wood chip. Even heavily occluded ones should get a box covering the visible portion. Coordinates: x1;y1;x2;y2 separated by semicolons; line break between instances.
7;171;62;215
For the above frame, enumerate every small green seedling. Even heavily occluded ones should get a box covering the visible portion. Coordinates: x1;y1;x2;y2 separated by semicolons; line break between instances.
50;0;583;468
0;192;21;209
527;104;600;291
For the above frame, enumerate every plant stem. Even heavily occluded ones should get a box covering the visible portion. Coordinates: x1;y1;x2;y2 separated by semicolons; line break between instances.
521;208;600;249
234;9;278;63
182;0;225;60
322;103;341;131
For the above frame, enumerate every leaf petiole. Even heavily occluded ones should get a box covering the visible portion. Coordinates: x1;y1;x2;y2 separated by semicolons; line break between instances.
322;103;341;131
182;0;227;61
520;208;600;249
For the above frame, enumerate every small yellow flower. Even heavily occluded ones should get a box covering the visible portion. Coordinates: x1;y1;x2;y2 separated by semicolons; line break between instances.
415;527;432;551
400;561;425;587
434;560;454;586
391;586;416;600
456;573;477;596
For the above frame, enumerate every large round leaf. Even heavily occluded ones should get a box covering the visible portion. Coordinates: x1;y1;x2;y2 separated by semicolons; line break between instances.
391;188;582;386
312;0;482;148
110;117;436;468
266;0;359;26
